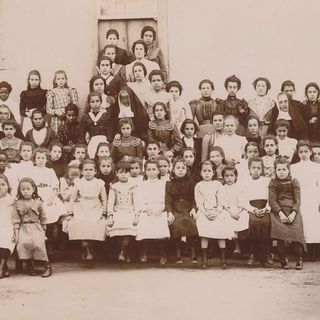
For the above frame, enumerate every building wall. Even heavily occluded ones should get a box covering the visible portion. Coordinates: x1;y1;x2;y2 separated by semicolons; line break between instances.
0;0;319;109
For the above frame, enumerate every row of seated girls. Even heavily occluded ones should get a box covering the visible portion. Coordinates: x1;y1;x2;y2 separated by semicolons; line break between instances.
1;26;320;279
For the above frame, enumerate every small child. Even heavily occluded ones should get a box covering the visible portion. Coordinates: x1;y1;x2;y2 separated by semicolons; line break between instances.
208;146;227;183
107;161;139;262
14;141;34;182
96;156;115;196
72;144;87;165
0;119;22;163
136;159;170;264
269;157;305;269
65;159;107;260
129;157;144;185
215;115;246;165
12;177;52;277
46;70;78;135
194;161;234;268
57;103;80;161
94;142;111;165
0;151;18;197
0;174;15;278
261;135;278;178
165;158;198;264
60;162;81;204
275;119;297;163
145;141;161;161
47;142;68;178
157;155;171;181
311;143;320;164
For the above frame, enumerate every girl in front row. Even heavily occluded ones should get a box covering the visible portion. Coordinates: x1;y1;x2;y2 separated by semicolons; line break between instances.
165;158;198;264
12;177;52;277
269;157;306;269
194;161;234;269
136;160;170;264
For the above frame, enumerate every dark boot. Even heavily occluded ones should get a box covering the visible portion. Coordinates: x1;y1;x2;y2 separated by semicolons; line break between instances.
3;262;10;278
41;262;52;278
280;257;290;269
175;246;182;264
26;260;37;276
220;248;227;269
201;248;207;268
0;259;5;279
295;258;303;270
191;245;197;264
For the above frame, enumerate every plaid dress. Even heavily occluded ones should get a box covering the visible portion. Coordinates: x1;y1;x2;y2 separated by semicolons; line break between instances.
46;87;78;134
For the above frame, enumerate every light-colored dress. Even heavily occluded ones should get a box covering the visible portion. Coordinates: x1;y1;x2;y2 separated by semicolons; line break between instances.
30;166;67;224
13;160;34;182
217;183;249;233
214;134;246;163
107;181;137;237
0;194;15;253
195;180;234;239
66;178;106;241
278;137;297;163
136;179;170;240
291;160;320;243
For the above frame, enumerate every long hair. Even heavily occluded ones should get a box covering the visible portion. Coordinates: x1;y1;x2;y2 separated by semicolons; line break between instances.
16;177;41;200
27;70;42;90
53;70;69;88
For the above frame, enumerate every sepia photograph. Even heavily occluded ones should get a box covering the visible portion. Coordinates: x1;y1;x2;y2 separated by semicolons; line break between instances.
0;0;320;319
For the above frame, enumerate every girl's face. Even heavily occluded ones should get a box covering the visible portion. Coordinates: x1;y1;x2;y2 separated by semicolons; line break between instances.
200;83;213;98
209;150;223;165
226;82;238;96
55;73;67;88
97;146;110;158
29;74;40;89
90;95;102;113
20;181;35;199
249;161;262;179
99;160;112;175
278;94;289;112
200;164;214;181
0;178;8;197
168;86;180;101
173;161;187;178
20;145;33;161
0;88;9;102
117;168;130;182
120;123;132;138
82;163;96;180
247;119;259;136
0;154;8;171
32;113;45;128
145;163;159;180
312;147;320;164
104;47;116;62
224;170;236;185
224;118;236;135
107;34;118;45
74;148;86;161
255;80;267;96
134;44;146;59
158;160;169;176
183;150;195;167
68;167;81;180
154;104;166;120
298;145;311;161
150;75;163;92
147;143;160;159
307;86;318;102
130;162;141;178
93;79;105;94
133;66;145;81
3;125;16;138
66;110;77;124
184;123;195;138
35;152;47;167
264;139;277;156
143;31;154;45
99;60;112;75
276;126;288;140
119;92;130;106
50;146;62;161
164;150;174;163
275;163;289;180
0;107;10;122
246;145;259;159
213;115;224;131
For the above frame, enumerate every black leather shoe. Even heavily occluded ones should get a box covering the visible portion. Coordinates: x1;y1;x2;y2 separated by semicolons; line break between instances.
27;260;37;276
41;263;52;278
295;258;303;270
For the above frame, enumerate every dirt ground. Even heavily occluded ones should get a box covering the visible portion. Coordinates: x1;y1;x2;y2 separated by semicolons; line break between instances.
1;258;320;320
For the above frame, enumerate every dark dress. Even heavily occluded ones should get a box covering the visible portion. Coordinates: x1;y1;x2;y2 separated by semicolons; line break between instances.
111;136;144;163
96;172;115;196
25;128;57;148
300;100;320;142
182;137;202;166
165;176;198;237
268;176;306;250
20;87;47;117
248;200;270;240
57;121;81;160
47;158;68;178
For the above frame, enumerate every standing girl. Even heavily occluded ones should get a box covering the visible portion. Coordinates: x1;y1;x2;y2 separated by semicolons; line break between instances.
66;159;107;260
12;177;52;277
136;159;170;264
165;158;198;264
20;70;47;135
269;157;305;269
46;70;78;135
291;140;320;260
107;161;139;262
194;161;234;268
0;175;15;278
